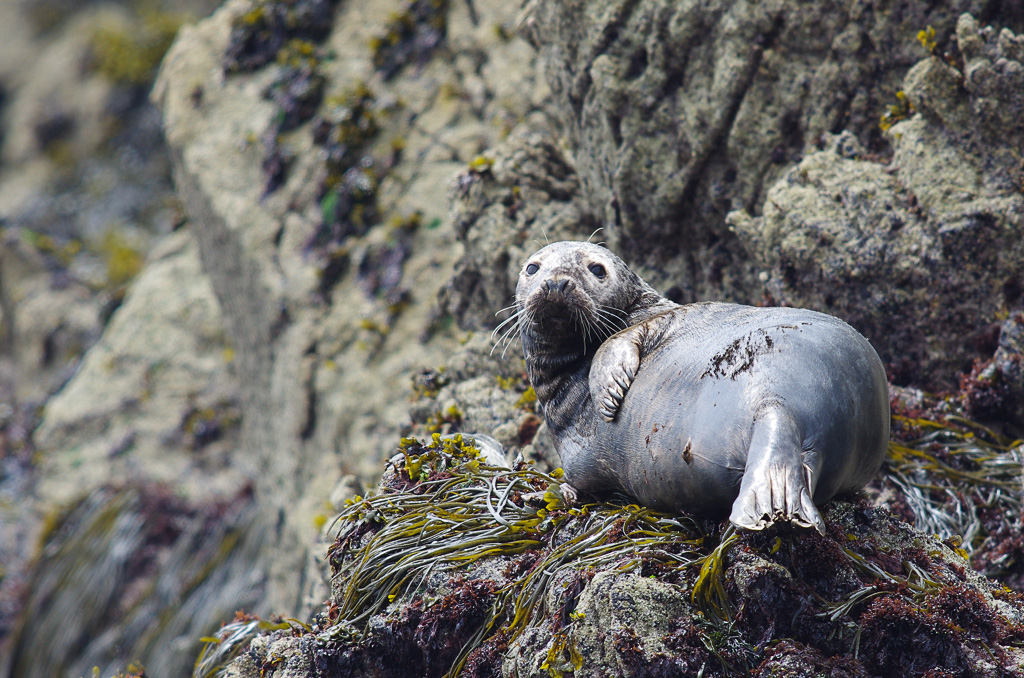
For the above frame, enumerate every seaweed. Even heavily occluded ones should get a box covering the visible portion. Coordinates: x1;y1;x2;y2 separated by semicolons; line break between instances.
99;229;144;289
10;484;257;678
319;434;715;676
223;0;338;73
884;415;1023;583
267;39;326;132
90;9;188;85
306;82;396;261
179;400;243;451
412;368;450;400
224;1;339;194
193;613;311;678
370;0;449;81
200;419;1024;676
879;91;913;132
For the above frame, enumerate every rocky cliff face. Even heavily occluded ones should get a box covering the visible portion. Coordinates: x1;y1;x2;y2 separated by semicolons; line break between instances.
3;0;1024;676
730;14;1024;389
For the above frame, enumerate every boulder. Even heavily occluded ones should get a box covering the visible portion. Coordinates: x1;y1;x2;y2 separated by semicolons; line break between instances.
728;15;1024;388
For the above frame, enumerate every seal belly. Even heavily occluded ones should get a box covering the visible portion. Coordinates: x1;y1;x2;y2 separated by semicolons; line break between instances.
597;352;751;515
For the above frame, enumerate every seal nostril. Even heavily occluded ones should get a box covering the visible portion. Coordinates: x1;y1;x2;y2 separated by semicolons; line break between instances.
545;279;570;294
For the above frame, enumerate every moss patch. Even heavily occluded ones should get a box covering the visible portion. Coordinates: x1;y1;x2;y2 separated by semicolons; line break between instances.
90;10;188;85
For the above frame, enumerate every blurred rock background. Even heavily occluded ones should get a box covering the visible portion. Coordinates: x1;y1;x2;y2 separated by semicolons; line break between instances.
1;0;1023;676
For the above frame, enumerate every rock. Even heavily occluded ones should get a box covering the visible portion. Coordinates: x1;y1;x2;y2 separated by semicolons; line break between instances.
0;2;220;672
961;311;1024;429
5;483;262;678
33;230;241;505
214;441;1024;678
10;0;1024;675
728;17;1024;389
9;0;564;668
442;121;594;332
0;6;127;196
518;0;1024;301
0;232;104;404
4;229;251;678
159;6;1024;676
153;0;555;620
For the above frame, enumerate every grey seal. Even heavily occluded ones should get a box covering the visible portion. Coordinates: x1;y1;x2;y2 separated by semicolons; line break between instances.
510;241;890;533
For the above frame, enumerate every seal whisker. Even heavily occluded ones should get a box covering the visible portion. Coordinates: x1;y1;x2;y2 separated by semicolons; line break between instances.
491;308;524;339
490;318;520;348
494;302;518;317
594;307;623;330
590;313;616;340
573;307;587;353
577;306;596;354
593;307;626;338
498;317;524;349
597;304;628;326
498;308;533;359
491;309;529;356
585;306;602;348
596;309;625;327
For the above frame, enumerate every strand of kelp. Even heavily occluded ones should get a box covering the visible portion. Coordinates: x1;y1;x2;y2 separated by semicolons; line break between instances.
193;617;312;678
885;415;1023;557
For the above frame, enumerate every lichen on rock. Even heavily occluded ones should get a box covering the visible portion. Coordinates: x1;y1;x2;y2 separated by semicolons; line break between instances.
517;0;1024;302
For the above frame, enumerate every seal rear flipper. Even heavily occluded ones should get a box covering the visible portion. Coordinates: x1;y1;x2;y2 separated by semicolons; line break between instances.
728;409;826;535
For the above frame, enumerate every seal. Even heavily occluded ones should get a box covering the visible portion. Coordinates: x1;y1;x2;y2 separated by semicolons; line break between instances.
510;241;890;533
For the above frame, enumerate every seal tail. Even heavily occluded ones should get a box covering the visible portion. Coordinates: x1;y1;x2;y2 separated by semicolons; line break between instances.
728;407;826;535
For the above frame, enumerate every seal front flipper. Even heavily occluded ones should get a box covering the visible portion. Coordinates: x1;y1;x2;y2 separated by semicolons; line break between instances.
590;309;680;421
728;406;826;535
589;329;643;422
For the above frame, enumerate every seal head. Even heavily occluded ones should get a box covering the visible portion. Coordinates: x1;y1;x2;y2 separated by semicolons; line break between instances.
514;242;673;451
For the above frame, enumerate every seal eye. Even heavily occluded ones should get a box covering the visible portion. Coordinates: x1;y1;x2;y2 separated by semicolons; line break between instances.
588;263;607;279
525;263;539;275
